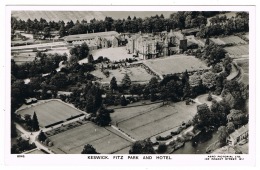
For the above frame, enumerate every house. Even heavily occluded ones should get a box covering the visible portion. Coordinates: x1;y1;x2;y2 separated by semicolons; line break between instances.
226;124;248;146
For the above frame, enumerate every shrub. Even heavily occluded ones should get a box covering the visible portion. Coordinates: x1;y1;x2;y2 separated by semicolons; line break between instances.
157;143;167;153
176;136;185;143
48;141;53;147
207;93;213;101
171;131;180;136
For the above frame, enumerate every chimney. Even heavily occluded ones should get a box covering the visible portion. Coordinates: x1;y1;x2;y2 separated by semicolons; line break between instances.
93;29;94;33
139;31;141;34
170;29;173;33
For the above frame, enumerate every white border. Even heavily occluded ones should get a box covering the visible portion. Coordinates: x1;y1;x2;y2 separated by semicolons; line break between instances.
2;4;257;168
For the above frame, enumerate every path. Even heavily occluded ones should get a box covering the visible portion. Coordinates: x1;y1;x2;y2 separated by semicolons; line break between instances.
111;125;136;142
15;123;54;154
15;113;90;154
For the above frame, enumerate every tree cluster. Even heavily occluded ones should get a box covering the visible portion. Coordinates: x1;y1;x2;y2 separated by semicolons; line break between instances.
129;139;156;154
196;12;249;38
11;137;37;154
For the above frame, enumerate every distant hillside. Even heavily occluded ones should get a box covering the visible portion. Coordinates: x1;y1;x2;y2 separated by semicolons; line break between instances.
11;11;174;22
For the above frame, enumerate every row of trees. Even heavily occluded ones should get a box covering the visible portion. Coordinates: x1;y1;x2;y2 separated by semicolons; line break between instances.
11;12;222;37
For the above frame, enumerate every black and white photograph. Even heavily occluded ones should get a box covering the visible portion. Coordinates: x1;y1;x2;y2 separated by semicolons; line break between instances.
3;4;257;167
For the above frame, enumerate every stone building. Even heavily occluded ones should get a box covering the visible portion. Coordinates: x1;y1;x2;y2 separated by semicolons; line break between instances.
126;30;188;60
226;124;248;146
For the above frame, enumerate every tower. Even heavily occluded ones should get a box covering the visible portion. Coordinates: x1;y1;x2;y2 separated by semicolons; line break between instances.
163;38;169;56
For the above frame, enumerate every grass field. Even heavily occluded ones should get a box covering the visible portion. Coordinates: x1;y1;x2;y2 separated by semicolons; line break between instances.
92;66;153;84
210;36;247;45
48;122;132;154
224;45;249;57
143;55;208;77
235;58;249;85
79;47;134;64
111;102;163;124
12;52;36;65
16;100;85;128
12;11;173;23
112;101;199;140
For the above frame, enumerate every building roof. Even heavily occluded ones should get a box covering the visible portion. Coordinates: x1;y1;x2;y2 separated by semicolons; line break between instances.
64;31;119;42
230;124;248;139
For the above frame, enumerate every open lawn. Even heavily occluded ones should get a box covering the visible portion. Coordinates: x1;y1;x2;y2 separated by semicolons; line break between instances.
224;45;249;58
210;36;247;45
143;55;208;77
16;99;85;128
12;52;36;65
48;122;132;154
79;47;134;64
112;101;199;140
92;66;154;84
235;58;249;85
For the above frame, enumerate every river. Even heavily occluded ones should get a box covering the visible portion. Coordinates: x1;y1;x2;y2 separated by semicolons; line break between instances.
173;130;219;154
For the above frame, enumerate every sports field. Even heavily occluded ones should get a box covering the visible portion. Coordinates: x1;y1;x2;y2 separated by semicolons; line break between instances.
16;100;85;128
92;66;153;84
143;55;208;77
224;45;249;57
112;101;199;140
210;36;247;45
48;122;132;154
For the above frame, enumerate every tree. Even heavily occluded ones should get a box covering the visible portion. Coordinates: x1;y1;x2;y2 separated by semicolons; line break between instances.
38;130;47;142
43;27;51;39
86;95;95;114
95;106;112;126
88;54;94;63
226;122;235;134
24;114;32;129
32;112;40;131
201;71;217;90
110;76;118;92
207;92;213;101
157;142;167;153
121;74;131;89
218;126;228;146
59;23;66;37
81;144;99;154
129;139;156;154
192;103;213;130
120;95;128;106
11;121;17;138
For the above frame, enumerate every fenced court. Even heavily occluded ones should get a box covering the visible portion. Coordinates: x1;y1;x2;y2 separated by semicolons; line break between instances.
48;122;132;154
143;55;208;77
224;45;249;58
16;99;85;128
112;101;199;140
